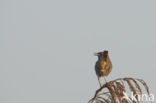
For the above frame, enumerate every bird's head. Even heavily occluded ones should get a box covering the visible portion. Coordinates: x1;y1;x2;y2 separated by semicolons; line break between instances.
95;50;108;60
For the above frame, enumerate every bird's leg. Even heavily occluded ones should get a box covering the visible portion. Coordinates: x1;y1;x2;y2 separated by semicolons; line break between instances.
98;77;102;87
104;76;107;84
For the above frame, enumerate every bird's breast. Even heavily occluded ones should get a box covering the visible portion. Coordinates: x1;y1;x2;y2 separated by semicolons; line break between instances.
100;60;107;72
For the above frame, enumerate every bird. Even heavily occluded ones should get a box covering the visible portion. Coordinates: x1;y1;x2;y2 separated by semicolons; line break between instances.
95;50;112;87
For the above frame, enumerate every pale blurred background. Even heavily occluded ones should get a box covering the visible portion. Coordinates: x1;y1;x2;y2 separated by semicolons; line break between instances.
0;0;156;103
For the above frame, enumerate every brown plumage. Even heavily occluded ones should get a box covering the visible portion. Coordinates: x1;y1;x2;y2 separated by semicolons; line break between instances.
95;50;112;87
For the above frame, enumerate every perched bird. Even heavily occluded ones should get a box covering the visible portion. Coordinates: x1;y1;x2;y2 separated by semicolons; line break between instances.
95;50;112;87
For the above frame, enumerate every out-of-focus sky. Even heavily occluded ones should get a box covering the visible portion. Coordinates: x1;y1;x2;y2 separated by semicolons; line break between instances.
0;0;156;103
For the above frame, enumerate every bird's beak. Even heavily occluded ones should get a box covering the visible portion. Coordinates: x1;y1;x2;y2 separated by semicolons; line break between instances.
94;53;99;56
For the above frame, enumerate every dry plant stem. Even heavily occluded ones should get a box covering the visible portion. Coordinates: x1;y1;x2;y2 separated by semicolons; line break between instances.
88;77;151;103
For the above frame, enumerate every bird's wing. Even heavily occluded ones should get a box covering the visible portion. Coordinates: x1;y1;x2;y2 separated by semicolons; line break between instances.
95;61;102;76
95;61;100;71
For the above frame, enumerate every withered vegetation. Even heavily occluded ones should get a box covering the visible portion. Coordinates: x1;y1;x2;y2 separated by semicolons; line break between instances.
88;77;151;103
